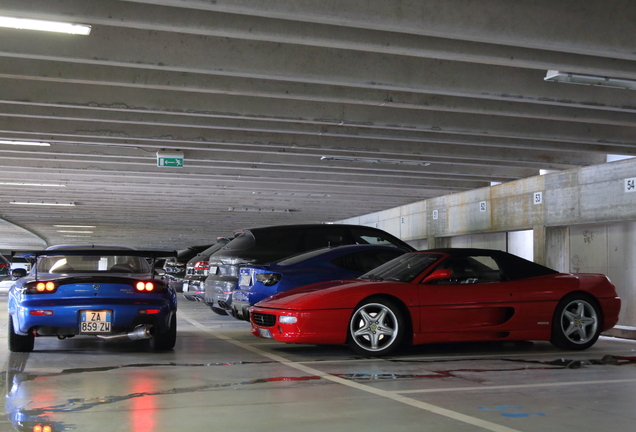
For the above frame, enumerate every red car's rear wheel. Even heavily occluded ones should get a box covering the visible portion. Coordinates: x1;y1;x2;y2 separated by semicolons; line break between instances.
348;298;404;356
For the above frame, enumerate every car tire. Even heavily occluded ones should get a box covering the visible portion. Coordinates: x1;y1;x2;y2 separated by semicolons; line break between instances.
8;317;34;353
209;305;229;316
550;294;602;350
347;297;405;356
150;314;177;351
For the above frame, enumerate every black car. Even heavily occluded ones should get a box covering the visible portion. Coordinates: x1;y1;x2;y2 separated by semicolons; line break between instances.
203;224;416;316
163;244;212;292
182;238;230;304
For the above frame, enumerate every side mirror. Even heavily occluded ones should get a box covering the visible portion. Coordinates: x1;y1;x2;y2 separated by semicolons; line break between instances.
421;269;452;284
154;268;166;276
11;268;28;280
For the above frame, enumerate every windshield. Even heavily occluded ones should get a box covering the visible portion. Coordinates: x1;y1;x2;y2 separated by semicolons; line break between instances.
37;254;151;274
359;253;443;283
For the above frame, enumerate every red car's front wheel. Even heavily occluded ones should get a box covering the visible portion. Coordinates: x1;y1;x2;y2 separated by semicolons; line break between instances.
551;294;602;350
348;298;405;356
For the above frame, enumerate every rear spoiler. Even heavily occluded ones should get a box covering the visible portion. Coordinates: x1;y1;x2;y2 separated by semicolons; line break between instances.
14;249;177;281
15;249;177;260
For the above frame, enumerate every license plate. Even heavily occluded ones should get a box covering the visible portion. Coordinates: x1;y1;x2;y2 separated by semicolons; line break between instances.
258;328;272;338
80;310;112;333
239;274;252;287
182;282;189;292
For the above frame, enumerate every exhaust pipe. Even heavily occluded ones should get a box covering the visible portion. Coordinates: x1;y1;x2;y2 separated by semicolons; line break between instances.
96;325;154;340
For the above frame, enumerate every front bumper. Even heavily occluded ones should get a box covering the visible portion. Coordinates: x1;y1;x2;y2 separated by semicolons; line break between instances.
249;306;349;345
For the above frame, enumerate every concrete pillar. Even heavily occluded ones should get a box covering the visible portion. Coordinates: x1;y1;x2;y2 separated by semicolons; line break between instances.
533;225;547;266
545;226;569;273
428;236;451;249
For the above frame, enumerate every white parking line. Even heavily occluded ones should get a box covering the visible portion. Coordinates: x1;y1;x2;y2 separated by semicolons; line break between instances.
179;310;524;432
395;379;636;394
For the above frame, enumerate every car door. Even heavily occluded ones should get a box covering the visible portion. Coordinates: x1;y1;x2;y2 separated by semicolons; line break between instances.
416;255;524;336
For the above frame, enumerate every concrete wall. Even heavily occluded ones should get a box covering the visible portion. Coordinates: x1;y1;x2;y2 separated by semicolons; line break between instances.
337;158;636;330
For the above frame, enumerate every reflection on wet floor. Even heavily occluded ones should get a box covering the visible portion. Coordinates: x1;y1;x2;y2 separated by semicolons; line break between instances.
3;300;636;432
5;352;635;431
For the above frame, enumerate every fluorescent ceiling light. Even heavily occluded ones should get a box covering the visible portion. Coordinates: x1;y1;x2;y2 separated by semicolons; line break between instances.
0;140;51;146
544;70;636;90
321;156;430;166
57;230;93;234
0;182;65;187
10;201;75;206
54;224;96;228
0;16;91;35
226;207;293;213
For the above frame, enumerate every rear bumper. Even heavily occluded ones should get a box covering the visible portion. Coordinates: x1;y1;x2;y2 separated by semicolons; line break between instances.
12;302;174;336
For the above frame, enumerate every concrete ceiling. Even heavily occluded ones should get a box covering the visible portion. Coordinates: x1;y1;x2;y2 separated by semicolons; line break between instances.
0;0;634;251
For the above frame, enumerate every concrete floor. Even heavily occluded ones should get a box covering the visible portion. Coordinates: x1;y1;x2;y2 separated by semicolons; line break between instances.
1;296;635;432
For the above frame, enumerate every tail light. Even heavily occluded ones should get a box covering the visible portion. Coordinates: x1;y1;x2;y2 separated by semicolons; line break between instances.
194;260;209;270
135;281;155;292
133;281;166;293
25;281;57;294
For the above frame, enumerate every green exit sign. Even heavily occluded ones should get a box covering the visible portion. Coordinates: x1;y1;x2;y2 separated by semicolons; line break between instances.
156;151;184;168
158;157;183;167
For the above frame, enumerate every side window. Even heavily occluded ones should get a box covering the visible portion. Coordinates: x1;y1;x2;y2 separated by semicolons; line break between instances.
299;227;349;251
349;227;401;247
432;255;502;284
332;249;404;273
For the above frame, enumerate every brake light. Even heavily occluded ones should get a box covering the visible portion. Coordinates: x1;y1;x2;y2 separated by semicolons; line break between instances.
33;425;52;432
26;281;57;294
135;281;154;292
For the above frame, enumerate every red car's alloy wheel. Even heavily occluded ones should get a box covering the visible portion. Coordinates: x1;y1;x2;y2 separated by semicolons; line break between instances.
551;294;602;350
348;298;405;356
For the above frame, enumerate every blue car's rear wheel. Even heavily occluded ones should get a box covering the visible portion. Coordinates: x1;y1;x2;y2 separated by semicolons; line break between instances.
8;317;34;353
348;298;404;356
150;314;177;351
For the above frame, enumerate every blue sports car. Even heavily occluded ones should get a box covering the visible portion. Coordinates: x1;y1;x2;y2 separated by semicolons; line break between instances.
231;244;408;320
7;246;177;352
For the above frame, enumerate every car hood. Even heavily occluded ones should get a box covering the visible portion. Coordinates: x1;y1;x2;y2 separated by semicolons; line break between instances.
254;279;389;310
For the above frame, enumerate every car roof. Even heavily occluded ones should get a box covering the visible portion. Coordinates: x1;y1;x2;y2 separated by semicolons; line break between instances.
423;248;558;280
276;244;405;265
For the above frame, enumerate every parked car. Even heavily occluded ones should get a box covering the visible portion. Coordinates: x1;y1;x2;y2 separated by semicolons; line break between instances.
204;224;416;317
232;244;408;321
163;244;212;292
250;248;621;356
7;246;177;352
0;253;10;280
182;238;230;305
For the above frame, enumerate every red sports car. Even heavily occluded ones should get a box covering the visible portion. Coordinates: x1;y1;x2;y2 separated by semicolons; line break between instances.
250;249;621;356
